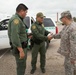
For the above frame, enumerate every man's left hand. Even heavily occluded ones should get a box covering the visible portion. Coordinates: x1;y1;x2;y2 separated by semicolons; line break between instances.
28;35;32;39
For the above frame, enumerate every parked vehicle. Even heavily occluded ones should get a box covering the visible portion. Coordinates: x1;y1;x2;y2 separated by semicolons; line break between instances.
43;18;58;34
0;16;35;50
43;18;58;49
0;17;58;50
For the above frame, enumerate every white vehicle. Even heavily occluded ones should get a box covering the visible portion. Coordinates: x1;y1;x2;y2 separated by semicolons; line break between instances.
28;17;58;49
23;16;35;34
0;17;58;50
0;16;35;50
43;18;58;34
43;18;58;49
0;19;10;49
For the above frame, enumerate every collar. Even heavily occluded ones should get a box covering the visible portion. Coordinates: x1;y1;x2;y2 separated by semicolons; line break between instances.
65;21;74;30
35;21;42;25
16;13;23;21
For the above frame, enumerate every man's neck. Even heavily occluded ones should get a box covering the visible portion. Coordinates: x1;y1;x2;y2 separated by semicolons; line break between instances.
36;21;42;25
16;13;23;21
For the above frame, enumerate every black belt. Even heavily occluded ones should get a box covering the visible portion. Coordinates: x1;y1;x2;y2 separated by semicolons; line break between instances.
34;39;43;45
13;41;28;54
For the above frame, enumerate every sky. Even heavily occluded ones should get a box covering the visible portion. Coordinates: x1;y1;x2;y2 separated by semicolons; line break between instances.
0;0;76;21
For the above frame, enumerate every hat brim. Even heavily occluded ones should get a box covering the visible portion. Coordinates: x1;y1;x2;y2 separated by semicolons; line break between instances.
60;16;64;20
41;16;45;18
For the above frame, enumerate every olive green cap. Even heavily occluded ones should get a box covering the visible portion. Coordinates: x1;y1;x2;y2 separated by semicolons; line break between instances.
36;12;44;18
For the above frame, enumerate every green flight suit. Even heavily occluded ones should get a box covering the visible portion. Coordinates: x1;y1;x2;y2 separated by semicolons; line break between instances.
31;21;49;69
8;13;27;75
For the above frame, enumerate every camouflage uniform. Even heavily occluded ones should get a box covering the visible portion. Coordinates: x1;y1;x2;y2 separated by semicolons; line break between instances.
53;21;76;75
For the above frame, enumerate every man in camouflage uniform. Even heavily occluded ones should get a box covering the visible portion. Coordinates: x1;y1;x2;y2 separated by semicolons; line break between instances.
30;12;52;74
51;11;76;75
8;4;28;75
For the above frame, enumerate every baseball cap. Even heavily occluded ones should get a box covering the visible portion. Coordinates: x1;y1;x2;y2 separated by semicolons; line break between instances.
36;12;45;18
60;11;71;20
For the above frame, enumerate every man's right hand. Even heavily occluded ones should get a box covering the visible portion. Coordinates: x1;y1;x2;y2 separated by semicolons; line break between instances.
47;36;53;40
17;47;25;59
19;51;25;59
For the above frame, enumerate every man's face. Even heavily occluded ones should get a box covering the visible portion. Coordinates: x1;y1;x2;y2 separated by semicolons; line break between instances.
20;10;28;18
60;17;67;25
37;17;44;24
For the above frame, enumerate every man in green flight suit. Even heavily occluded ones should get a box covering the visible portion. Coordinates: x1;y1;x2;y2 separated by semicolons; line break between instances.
8;4;28;75
30;12;52;74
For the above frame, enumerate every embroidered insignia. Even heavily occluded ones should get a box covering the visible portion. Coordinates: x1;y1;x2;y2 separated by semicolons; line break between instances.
32;26;36;29
14;19;19;25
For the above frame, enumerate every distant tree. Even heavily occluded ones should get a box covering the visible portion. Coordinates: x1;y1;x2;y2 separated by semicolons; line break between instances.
73;17;76;22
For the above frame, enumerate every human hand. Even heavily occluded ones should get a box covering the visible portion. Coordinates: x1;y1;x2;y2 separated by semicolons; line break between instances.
71;59;75;64
17;47;25;59
47;32;53;36
28;35;32;39
47;36;53;40
19;51;25;59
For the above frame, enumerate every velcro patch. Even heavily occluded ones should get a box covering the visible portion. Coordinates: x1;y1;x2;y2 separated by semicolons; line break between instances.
32;26;36;29
13;19;19;25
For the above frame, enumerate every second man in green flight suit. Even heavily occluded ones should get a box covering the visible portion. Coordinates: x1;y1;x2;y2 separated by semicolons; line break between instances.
30;12;52;74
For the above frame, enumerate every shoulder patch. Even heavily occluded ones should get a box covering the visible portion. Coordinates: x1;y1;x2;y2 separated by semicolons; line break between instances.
13;19;19;25
32;25;36;29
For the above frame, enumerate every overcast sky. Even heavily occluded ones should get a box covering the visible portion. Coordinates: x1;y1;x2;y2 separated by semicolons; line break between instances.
0;0;76;21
